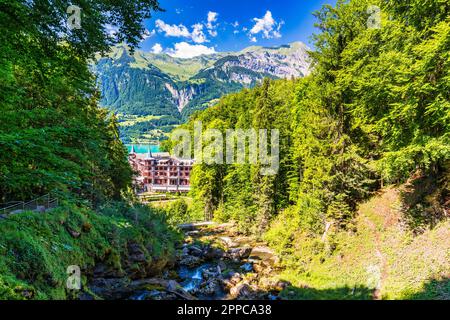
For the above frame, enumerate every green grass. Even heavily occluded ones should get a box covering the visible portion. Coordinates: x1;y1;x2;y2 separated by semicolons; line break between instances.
118;115;163;127
151;197;204;225
149;196;193;209
265;188;450;300
0;202;181;300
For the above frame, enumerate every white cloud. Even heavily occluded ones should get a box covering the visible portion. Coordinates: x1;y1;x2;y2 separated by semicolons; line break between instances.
250;36;257;43
151;43;163;54
155;19;209;43
155;19;191;38
249;11;283;40
142;29;156;41
207;12;218;27
154;12;221;44
155;12;221;45
191;23;208;43
231;21;240;35
206;11;219;37
273;20;285;38
167;42;216;59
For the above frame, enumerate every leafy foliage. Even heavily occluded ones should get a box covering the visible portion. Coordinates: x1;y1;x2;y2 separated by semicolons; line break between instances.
174;0;449;240
0;0;185;302
0;203;180;300
0;0;162;203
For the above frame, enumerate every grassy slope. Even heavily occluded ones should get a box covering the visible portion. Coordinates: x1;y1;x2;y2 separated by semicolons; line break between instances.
118;114;163;127
267;187;449;300
0;203;181;300
150;197;204;225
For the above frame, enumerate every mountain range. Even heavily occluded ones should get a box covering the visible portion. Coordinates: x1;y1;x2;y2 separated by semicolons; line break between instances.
92;42;311;143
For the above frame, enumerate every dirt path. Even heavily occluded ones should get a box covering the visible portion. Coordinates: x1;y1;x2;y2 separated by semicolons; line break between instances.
363;216;386;300
360;188;403;300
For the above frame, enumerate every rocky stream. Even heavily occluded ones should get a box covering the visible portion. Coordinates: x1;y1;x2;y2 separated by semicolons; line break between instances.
85;222;289;300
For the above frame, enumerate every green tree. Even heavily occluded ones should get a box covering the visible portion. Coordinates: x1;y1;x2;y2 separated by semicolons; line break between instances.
0;0;162;203
169;0;449;238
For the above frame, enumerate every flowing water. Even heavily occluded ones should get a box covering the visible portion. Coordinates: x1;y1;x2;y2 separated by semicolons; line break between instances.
123;223;285;301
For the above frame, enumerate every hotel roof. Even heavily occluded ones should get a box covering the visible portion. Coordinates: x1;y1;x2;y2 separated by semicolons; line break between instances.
133;152;194;163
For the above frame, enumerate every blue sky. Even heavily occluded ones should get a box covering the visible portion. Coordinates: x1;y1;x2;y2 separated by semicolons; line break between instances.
139;0;337;58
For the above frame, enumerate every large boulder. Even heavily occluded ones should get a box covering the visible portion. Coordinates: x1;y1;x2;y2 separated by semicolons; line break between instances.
129;279;197;300
258;278;291;292
92;263;124;278
198;278;221;296
89;278;131;300
222;272;242;289
204;246;225;260
127;242;148;264
229;283;253;299
227;247;252;261
188;245;204;257
219;237;239;248
179;255;203;267
249;246;280;266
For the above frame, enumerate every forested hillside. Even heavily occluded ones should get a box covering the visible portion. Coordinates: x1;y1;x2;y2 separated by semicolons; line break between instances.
93;42;310;143
0;0;181;300
0;0;448;301
0;0;157;204
171;0;449;298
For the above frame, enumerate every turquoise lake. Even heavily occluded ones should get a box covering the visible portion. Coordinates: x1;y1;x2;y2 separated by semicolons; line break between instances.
126;144;160;154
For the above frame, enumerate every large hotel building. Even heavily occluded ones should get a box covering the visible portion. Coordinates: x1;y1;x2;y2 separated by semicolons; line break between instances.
128;147;194;193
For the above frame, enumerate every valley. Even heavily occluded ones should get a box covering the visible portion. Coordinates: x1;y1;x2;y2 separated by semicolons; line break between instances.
1;0;448;303
93;42;311;143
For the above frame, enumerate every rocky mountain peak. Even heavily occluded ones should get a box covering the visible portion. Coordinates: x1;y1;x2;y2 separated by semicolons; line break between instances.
94;41;311;118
